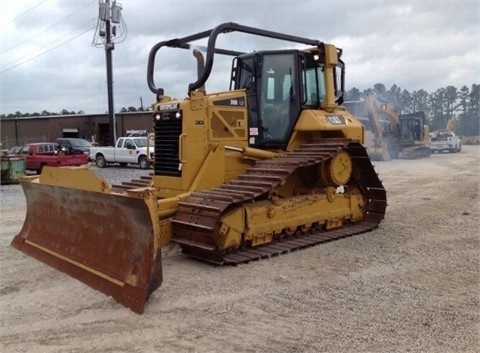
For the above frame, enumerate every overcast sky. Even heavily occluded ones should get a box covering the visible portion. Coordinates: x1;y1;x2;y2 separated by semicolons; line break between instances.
0;0;478;115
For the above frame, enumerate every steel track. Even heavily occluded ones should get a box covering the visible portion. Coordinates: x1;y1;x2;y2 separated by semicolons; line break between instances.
171;139;387;265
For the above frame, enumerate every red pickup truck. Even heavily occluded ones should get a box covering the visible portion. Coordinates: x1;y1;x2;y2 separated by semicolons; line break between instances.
18;142;89;174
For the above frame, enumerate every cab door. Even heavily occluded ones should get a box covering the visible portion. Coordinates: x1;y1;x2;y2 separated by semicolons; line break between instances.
259;53;303;148
116;138;136;163
243;52;302;149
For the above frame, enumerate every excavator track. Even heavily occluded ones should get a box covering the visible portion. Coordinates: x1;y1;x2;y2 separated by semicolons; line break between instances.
172;139;387;265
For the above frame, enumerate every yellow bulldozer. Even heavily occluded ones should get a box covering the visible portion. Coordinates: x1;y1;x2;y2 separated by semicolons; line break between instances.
11;23;387;314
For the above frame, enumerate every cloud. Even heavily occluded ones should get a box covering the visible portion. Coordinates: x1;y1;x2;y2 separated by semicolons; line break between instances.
0;0;478;114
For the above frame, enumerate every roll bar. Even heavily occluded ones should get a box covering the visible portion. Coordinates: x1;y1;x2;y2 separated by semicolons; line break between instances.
147;22;325;96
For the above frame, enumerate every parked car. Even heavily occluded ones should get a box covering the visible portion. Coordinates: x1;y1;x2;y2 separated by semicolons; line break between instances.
430;131;462;153
19;142;89;174
55;138;92;155
89;136;154;169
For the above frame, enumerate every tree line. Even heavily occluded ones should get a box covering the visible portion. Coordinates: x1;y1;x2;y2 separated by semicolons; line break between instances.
1;109;86;118
2;83;479;136
0;106;147;119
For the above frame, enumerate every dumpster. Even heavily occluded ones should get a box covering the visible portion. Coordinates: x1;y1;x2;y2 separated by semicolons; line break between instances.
1;155;26;184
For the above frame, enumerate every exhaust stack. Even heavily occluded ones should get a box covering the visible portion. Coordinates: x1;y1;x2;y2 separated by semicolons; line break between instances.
193;49;206;92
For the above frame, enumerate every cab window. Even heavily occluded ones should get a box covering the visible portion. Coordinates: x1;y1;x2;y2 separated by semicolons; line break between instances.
301;55;325;106
260;53;296;142
124;139;135;149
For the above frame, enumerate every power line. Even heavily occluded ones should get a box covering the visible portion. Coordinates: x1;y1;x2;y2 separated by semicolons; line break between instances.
1;18;96;71
1;0;96;55
0;23;96;73
0;0;49;29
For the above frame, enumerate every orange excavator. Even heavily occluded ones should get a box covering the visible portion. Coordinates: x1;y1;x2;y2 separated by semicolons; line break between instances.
344;93;431;160
12;23;386;313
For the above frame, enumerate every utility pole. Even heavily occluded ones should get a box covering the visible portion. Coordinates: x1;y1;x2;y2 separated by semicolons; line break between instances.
105;0;115;145
95;0;124;146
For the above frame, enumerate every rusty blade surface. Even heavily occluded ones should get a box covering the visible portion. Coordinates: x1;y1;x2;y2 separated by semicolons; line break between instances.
11;181;162;314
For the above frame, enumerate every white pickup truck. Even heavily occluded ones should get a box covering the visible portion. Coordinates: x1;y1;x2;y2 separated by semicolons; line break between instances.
90;136;154;169
430;131;462;153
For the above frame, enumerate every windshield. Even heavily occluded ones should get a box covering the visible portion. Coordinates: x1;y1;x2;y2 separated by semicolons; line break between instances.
72;139;92;147
19;145;30;154
133;138;154;148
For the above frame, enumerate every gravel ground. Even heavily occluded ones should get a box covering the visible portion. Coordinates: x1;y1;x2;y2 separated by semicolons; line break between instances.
0;147;479;353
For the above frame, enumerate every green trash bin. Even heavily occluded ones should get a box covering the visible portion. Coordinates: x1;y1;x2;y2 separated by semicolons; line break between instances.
1;155;26;184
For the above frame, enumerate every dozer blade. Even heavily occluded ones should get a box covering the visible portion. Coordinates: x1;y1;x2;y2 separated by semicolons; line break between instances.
11;177;163;314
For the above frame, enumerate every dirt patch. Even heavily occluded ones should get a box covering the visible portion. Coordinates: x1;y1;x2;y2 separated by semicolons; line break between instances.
1;146;479;353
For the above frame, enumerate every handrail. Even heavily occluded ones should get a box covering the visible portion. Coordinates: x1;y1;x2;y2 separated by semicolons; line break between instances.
147;22;324;97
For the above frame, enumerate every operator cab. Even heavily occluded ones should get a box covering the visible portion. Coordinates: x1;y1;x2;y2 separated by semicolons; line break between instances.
398;112;426;143
231;50;326;149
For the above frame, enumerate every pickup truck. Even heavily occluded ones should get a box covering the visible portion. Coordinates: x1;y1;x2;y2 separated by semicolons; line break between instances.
430;131;462;153
18;142;90;174
89;136;154;169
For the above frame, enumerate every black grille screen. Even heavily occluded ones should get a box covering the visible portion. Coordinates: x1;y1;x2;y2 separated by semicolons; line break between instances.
154;116;182;176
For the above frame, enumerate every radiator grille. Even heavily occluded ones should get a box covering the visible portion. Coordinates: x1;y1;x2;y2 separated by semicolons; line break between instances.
154;116;182;176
